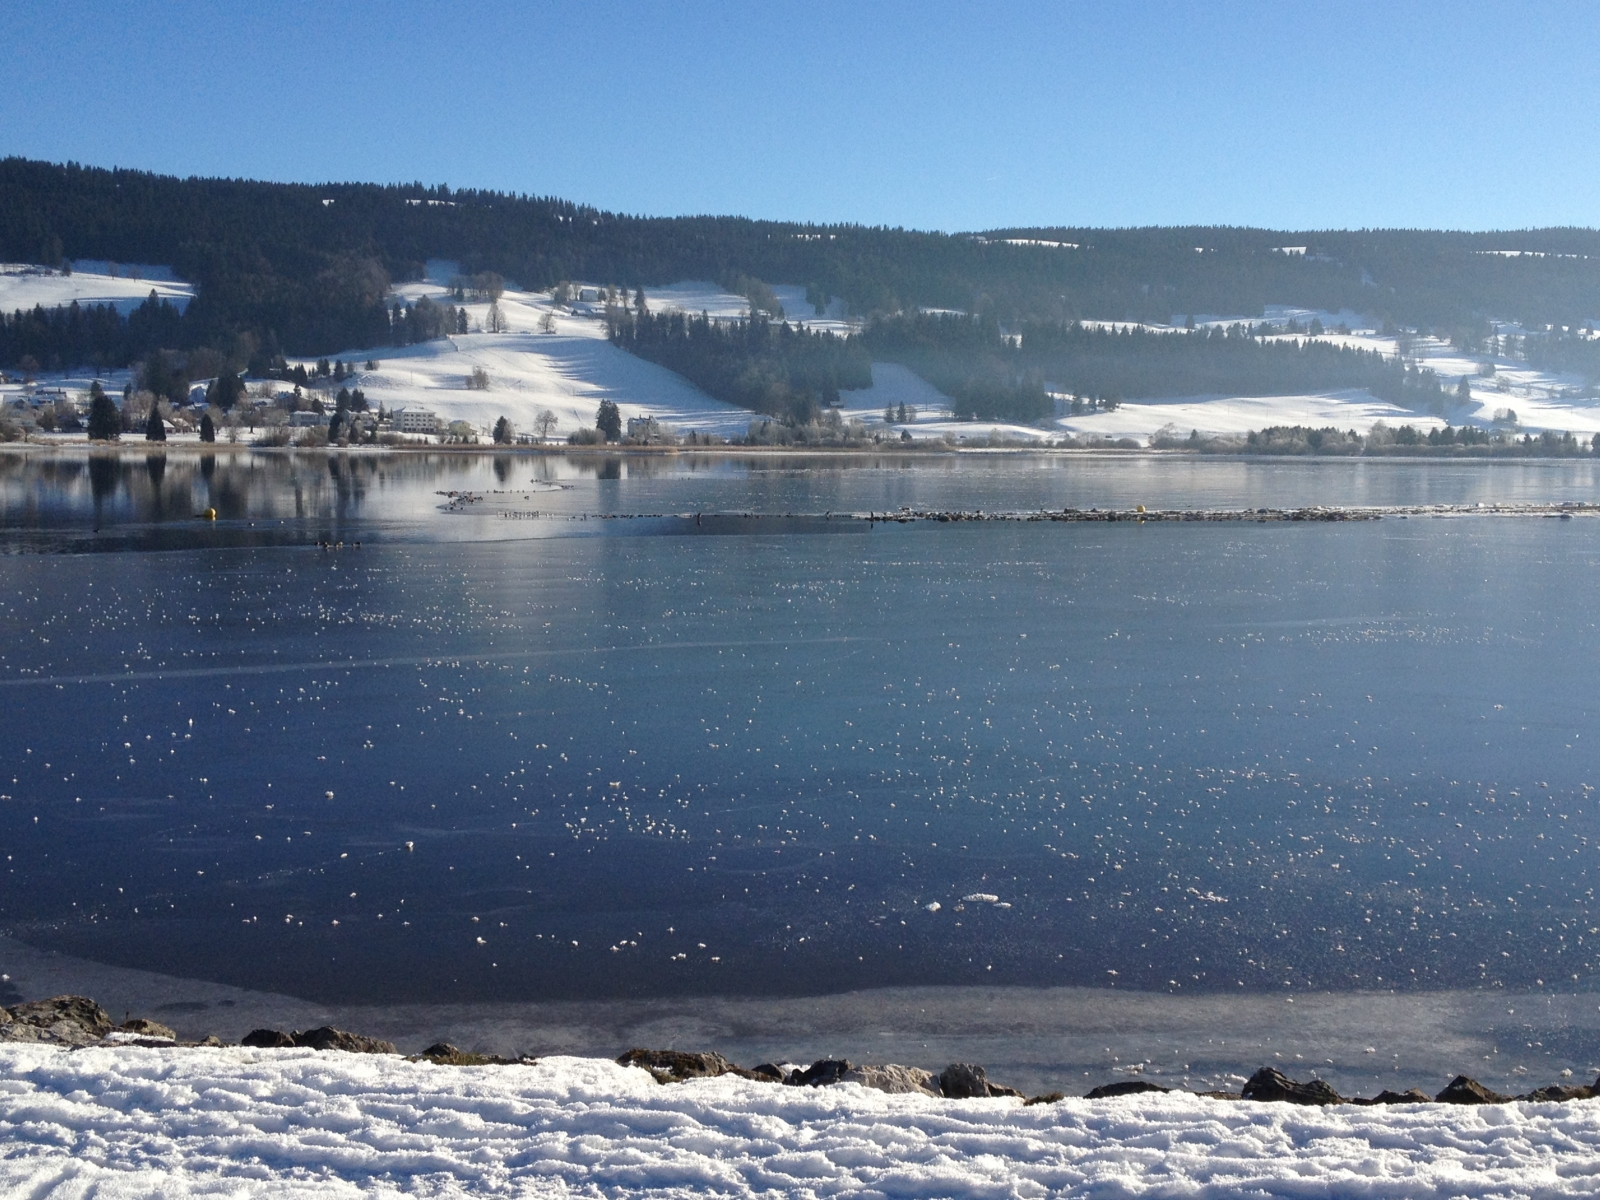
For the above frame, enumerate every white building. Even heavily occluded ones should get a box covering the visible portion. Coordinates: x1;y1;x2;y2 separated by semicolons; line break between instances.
395;408;440;434
627;415;661;439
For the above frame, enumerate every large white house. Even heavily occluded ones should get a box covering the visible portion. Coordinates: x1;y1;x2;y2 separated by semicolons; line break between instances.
394;408;440;434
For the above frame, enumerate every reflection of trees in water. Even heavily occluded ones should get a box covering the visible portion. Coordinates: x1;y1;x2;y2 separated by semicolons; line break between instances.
0;448;837;531
144;455;168;518
88;456;121;503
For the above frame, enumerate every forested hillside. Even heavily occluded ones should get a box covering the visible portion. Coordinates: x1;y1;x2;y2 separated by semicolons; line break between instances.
4;157;1600;427
610;310;871;425
6;158;1600;368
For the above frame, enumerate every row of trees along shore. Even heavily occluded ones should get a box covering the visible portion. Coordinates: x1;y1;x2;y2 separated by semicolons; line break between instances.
1164;423;1599;456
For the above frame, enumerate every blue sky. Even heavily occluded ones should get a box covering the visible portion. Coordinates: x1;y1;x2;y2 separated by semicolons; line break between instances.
5;1;1598;232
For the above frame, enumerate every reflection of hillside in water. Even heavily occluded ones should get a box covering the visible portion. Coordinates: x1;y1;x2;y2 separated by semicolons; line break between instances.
6;449;1600;552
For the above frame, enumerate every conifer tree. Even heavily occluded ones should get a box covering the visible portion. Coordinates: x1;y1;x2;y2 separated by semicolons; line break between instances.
145;404;166;442
86;382;119;441
596;399;622;441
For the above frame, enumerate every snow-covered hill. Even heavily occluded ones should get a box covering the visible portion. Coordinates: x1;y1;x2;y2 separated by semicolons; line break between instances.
0;262;193;315
3;1044;1598;1197
314;273;921;442
1051;306;1600;443
9;261;1600;447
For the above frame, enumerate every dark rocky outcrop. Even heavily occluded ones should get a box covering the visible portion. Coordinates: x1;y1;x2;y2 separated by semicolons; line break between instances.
0;995;115;1046
1436;1076;1512;1104
241;1028;297;1048
241;1026;394;1054
1024;1092;1066;1106
938;1062;1024;1099
749;1063;787;1082
294;1027;396;1054
1242;1067;1343;1106
417;1042;522;1066
119;1017;177;1041
617;1048;734;1083
1519;1083;1594;1103
791;1059;854;1087
1085;1080;1172;1100
1198;1090;1243;1100
1368;1089;1432;1105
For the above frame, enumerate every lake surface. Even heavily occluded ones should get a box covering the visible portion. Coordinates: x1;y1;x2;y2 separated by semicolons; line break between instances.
2;448;1599;1014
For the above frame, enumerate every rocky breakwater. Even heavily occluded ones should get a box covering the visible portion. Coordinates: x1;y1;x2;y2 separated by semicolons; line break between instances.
616;1049;1600;1109
861;501;1600;524
8;995;1600;1109
618;1048;1040;1101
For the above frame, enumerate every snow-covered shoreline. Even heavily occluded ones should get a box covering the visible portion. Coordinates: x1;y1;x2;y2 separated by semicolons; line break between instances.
9;262;1600;448
6;1044;1600;1198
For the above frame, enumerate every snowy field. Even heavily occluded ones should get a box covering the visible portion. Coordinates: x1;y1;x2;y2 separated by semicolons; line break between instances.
0;262;193;315
1054;389;1450;443
4;1045;1600;1198
1053;306;1600;443
331;266;870;440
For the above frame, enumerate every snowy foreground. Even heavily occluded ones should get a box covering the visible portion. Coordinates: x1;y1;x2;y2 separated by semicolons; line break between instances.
5;1047;1600;1198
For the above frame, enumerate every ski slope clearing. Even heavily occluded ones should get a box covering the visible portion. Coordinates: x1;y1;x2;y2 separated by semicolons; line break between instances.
343;325;752;440
332;282;753;440
0;263;193;315
4;1045;1600;1198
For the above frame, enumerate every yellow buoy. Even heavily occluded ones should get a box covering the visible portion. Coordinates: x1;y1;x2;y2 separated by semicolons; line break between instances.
1136;504;1146;513
199;507;217;521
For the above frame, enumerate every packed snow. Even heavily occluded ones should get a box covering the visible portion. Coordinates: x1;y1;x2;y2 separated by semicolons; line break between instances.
4;1045;1600;1197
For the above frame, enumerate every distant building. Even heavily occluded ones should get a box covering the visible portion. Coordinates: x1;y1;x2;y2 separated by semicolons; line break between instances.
395;408;440;434
627;415;660;439
289;411;325;428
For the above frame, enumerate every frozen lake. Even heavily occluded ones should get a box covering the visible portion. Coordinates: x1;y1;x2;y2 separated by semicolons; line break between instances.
2;448;1599;1089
